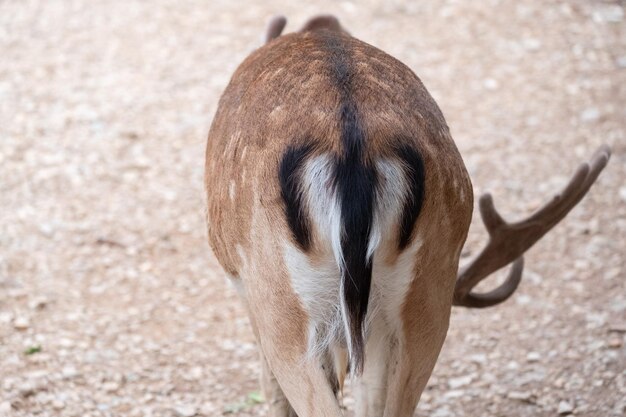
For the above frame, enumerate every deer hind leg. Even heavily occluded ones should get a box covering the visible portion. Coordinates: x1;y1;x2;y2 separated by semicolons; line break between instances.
353;316;392;417
260;350;297;417
244;268;344;417
382;275;453;417
230;277;297;417
260;345;343;417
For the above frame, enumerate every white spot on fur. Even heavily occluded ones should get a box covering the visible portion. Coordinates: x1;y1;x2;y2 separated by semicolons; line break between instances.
229;181;236;201
453;177;466;202
269;105;284;119
235;244;247;269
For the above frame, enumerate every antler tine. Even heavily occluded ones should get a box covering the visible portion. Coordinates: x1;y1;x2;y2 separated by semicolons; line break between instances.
265;15;287;44
525;144;611;227
479;193;505;233
457;257;524;308
454;144;611;308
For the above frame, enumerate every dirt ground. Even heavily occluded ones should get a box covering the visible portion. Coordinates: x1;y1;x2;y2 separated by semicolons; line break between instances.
1;0;624;416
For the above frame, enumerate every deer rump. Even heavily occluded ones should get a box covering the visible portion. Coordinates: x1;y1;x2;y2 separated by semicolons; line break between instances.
279;130;425;375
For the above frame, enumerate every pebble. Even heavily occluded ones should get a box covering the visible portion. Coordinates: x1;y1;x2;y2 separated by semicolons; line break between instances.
580;107;600;123
558;400;574;415
526;352;541;363
174;405;197;417
28;296;48;310
448;375;473;389
0;402;12;413
608;336;623;349
432;407;453;417
13;316;30;330
103;382;120;392
468;353;487;364
592;5;624;23
62;366;79;379
508;391;533;402
522;38;542;51
609;323;626;333
483;78;499;90
52;399;65;410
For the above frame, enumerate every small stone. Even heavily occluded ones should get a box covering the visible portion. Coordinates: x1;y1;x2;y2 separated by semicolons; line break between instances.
580;107;600;123
0;401;12;413
448;374;473;389
468;353;487;364
58;338;74;348
62;366;79;379
174;405;197;417
526;352;541;362
593;5;624;23
522;38;542;50
609;323;626;333
558;400;574;415
188;366;203;380
39;223;55;237
483;78;499;90
432;407;453;417
444;389;465;399
52;399;65;410
103;381;120;392
13;317;30;330
0;312;12;324
28;297;48;310
97;403;110;411
619;187;626;203
508;391;533;402
608;335;623;348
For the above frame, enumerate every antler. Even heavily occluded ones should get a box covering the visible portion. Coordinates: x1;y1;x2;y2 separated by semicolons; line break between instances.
265;15;287;44
454;144;611;308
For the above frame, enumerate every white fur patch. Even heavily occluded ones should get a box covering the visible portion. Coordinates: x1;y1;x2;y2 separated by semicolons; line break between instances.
367;160;410;259
301;155;345;270
284;154;417;368
286;154;347;358
229;180;236;201
369;235;423;338
284;242;344;358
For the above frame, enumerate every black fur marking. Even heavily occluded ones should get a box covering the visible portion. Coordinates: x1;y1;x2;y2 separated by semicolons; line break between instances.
279;144;315;251
395;143;426;249
324;33;377;374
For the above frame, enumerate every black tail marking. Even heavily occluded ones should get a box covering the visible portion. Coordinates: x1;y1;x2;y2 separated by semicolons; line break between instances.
333;101;377;374
395;143;426;249
324;32;377;374
279;143;315;251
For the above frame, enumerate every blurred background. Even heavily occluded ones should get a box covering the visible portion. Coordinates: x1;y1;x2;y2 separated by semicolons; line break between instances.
0;0;624;416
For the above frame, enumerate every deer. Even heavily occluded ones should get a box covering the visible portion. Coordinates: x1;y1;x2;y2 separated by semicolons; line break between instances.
204;14;611;417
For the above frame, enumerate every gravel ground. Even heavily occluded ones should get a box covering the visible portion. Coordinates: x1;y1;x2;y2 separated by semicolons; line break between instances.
0;1;624;416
